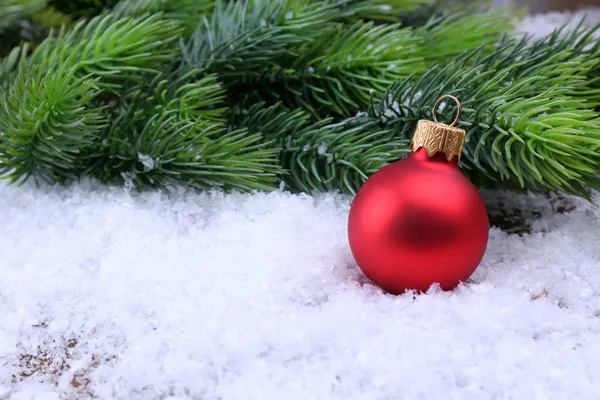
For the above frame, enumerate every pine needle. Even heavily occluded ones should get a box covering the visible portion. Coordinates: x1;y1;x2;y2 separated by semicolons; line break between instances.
0;64;107;185
235;103;410;194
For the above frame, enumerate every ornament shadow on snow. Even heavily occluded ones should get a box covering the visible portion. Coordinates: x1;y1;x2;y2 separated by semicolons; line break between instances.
348;95;490;295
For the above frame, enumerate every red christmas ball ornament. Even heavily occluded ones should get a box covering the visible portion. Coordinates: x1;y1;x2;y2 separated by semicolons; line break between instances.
348;95;489;295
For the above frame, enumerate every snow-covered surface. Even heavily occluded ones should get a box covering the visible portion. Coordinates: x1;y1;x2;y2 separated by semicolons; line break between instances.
516;7;600;39
2;9;600;400
1;183;600;399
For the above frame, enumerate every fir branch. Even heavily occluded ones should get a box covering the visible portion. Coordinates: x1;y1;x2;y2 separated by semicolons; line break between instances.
496;20;600;106
142;70;227;129
371;41;600;197
240;21;424;116
284;116;410;194
184;0;425;116
0;12;184;186
33;5;73;30
0;0;46;31
116;68;228;133
0;45;28;89
85;71;281;191
184;1;513;117
1;0;597;198
29;13;183;91
183;0;330;81
87;113;282;191
237;103;410;193
112;0;214;33
417;12;513;62
325;0;433;21
0;64;107;185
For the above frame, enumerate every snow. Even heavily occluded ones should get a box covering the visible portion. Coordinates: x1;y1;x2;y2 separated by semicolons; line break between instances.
1;181;600;399
317;141;328;155
2;7;600;400
138;153;156;171
516;7;600;40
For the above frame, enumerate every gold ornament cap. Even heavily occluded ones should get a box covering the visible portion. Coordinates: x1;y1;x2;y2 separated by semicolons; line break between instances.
409;95;466;161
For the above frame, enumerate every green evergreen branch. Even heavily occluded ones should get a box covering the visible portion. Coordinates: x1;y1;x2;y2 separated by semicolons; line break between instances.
0;0;46;31
30;13;182;91
283;116;410;193
371;37;600;197
1;6;283;191
112;0;214;33
253;21;424;116
183;0;330;80
237;103;410;193
232;12;510;117
87;112;282;191
120;69;227;129
0;64;107;185
84;70;281;191
184;1;513;117
0;45;28;89
324;0;433;21
183;0;425;116
147;71;227;128
496;20;600;106
0;12;184;186
417;12;513;62
0;0;598;197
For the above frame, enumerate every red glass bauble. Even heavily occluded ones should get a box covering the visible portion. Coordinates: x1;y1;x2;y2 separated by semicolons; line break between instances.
347;147;489;295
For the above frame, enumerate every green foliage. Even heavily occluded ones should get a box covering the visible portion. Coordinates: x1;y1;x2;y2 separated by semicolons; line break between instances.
0;12;183;186
30;14;182;91
183;0;509;117
142;70;228;128
49;0;119;17
88;114;282;191
237;21;423;116
497;20;600;106
85;70;282;191
282;116;411;194
183;0;329;79
0;64;106;185
370;29;600;197
0;46;27;89
0;0;598;198
112;0;213;33
0;0;46;30
0;0;48;55
324;0;433;21
418;12;514;62
235;103;410;193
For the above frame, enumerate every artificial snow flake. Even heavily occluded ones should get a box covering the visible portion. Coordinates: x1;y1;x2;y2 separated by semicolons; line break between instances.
138;153;156;172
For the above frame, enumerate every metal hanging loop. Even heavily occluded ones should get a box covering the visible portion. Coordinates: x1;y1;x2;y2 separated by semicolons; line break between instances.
432;95;461;127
